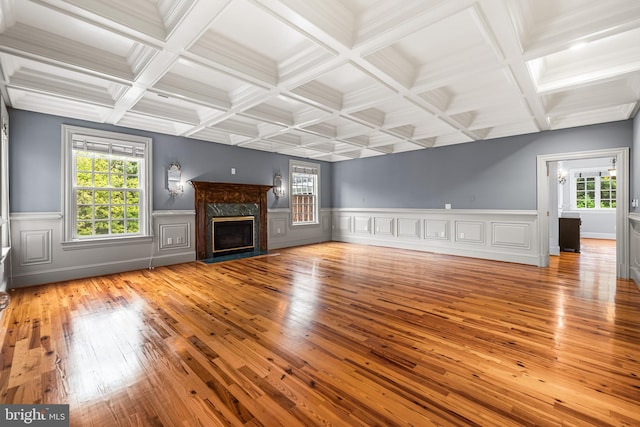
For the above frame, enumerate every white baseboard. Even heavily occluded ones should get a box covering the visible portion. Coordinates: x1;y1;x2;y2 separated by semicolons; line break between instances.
336;235;539;265
11;251;196;288
581;232;616;240
631;267;640;290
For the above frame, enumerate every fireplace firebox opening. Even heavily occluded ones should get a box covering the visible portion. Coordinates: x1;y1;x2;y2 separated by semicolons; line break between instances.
211;216;255;255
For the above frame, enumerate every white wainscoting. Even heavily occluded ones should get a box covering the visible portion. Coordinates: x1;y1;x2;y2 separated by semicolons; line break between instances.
0;247;9;292
267;208;332;250
629;214;640;288
332;208;539;265
9;211;196;288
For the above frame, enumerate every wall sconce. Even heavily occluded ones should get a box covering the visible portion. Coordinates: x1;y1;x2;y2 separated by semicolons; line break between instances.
168;162;183;197
608;158;617;177
558;169;567;185
273;173;284;198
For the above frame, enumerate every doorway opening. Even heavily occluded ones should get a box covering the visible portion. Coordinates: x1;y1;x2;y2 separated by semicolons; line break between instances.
537;148;628;279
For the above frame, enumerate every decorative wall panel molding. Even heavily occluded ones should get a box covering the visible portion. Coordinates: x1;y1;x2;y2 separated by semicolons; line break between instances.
455;221;485;244
354;217;372;234
269;217;288;237
267;209;332;250
425;219;449;240
491;222;531;249
336;216;352;233
374;217;394;236
332;208;539;266
158;223;191;250
10;210;196;288
629;214;640;287
20;229;52;266
321;211;332;234
397;218;421;239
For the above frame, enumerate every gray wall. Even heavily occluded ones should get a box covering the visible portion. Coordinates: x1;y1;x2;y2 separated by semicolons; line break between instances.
8;109;634;214
9;109;332;212
332;120;633;210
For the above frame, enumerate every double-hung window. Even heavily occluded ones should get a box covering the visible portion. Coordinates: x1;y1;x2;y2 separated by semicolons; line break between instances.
290;160;320;225
62;125;152;245
572;169;616;210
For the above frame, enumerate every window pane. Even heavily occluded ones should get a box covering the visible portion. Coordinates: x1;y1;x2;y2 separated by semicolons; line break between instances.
77;172;92;186
95;221;109;235
94;158;108;172
127;220;139;233
95;205;109;219
76;156;92;171
112;220;125;234
94;173;109;187
126;191;139;204
127;206;139;219
577;181;585;191
111;174;125;188
112;191;124;204
77;190;93;204
126;161;138;174
110;205;124;219
77;205;92;220
95;191;109;204
77;221;93;236
126;176;139;189
111;160;124;174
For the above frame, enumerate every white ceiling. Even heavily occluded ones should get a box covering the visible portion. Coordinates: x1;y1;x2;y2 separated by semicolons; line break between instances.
0;0;639;162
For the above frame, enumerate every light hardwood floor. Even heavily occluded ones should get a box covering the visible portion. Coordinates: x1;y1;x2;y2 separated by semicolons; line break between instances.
1;239;639;426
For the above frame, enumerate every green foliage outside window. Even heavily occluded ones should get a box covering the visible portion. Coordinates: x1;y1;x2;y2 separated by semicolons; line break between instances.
575;174;616;209
74;152;141;238
600;176;616;208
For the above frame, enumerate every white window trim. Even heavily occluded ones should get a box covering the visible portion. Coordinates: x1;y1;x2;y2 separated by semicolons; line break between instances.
61;125;153;248
569;167;616;211
289;159;320;227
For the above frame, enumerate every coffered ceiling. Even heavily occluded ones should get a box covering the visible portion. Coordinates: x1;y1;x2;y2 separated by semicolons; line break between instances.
0;0;638;161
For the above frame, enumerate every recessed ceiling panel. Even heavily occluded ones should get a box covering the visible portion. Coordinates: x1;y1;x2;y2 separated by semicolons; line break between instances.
117;111;194;135
211;0;317;64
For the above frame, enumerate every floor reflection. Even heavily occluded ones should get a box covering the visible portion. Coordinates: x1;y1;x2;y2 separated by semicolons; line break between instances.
67;300;144;402
285;262;320;332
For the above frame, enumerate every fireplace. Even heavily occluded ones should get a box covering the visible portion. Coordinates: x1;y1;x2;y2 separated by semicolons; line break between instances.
212;216;255;255
191;181;272;260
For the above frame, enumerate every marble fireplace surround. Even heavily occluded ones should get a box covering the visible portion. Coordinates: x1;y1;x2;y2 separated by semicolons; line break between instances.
191;181;272;260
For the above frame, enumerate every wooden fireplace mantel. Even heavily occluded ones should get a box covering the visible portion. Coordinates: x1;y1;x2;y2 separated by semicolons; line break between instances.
191;181;272;260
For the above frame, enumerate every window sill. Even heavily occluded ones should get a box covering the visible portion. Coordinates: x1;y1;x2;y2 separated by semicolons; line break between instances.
291;222;320;228
61;235;153;251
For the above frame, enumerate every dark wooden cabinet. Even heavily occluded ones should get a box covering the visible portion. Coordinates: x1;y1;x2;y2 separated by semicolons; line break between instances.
559;217;581;252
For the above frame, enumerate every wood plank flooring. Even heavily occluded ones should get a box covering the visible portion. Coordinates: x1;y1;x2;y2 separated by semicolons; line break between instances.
1;239;639;426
